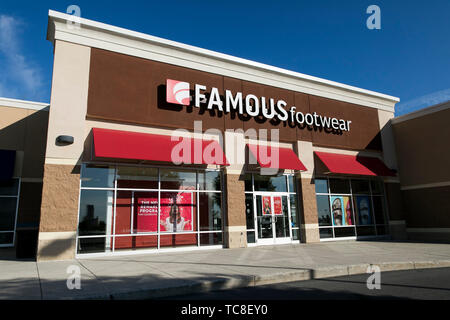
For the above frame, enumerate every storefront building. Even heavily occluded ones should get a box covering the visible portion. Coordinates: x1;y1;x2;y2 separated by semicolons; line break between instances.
392;101;450;242
3;10;406;261
0;97;49;257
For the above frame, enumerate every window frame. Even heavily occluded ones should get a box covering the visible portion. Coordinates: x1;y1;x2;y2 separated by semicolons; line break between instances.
76;162;223;256
0;177;21;248
314;176;390;241
244;172;300;243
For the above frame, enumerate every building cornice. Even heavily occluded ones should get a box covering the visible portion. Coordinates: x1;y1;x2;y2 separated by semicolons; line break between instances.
392;100;450;124
47;10;399;112
0;97;49;111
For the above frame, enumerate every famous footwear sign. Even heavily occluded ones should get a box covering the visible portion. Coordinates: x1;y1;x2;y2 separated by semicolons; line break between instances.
166;79;353;131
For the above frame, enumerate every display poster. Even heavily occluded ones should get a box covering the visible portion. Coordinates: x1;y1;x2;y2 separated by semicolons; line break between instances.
262;196;272;215
331;196;345;226
135;197;158;232
273;196;283;215
331;196;355;226
342;196;353;226
135;189;194;233
356;195;372;225
159;191;194;232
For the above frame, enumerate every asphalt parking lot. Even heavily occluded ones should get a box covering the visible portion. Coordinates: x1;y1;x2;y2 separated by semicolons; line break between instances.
165;267;450;300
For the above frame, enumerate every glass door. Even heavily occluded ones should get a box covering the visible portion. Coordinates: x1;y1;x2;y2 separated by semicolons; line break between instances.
274;196;290;241
256;195;273;243
255;194;291;245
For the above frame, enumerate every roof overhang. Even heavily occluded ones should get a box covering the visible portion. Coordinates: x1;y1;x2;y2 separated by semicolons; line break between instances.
0;97;49;111
46;10;400;113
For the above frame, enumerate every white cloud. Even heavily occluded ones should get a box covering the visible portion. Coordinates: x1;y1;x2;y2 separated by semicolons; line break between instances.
396;88;450;116
0;15;45;101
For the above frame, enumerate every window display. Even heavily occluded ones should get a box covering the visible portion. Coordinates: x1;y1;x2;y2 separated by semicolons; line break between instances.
315;177;388;240
159;192;194;232
77;164;222;254
355;195;372;225
330;196;353;226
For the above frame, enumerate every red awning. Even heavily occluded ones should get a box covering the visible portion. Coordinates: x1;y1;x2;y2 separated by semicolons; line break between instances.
314;151;396;177
92;128;229;166
247;144;307;171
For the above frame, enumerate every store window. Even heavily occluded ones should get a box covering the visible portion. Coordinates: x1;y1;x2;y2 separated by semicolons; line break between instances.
315;177;389;240
253;174;288;192
81;164;115;188
198;171;221;191
77;164;223;255
160;169;196;190
0;178;20;247
116;166;158;189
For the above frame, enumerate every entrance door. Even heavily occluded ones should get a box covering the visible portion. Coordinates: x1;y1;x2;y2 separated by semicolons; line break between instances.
255;194;291;245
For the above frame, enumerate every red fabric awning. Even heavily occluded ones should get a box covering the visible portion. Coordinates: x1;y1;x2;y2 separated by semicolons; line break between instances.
92;128;229;166
247;144;307;171
314;151;396;177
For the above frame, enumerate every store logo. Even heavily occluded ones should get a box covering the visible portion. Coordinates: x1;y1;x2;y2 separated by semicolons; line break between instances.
165;79;352;132
166;79;190;105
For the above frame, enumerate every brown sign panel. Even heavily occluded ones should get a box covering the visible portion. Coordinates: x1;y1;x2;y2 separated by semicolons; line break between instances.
309;95;382;151
87;48;382;151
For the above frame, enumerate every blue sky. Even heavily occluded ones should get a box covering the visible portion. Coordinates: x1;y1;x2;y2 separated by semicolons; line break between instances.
0;0;449;116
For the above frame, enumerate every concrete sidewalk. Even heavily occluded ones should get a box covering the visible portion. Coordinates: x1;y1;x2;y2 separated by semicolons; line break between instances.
1;241;450;300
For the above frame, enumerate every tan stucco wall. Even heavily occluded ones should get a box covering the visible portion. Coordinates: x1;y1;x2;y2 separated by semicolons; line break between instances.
0;105;48;179
378;109;398;171
37;40;91;260
297;141;314;176
0;104;48;251
0;106;29;150
44;40;91;164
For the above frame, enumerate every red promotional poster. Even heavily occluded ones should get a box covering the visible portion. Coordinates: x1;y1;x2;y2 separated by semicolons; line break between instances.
159;191;194;232
273;196;283;215
134;189;194;233
262;196;272;215
135;197;158;232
